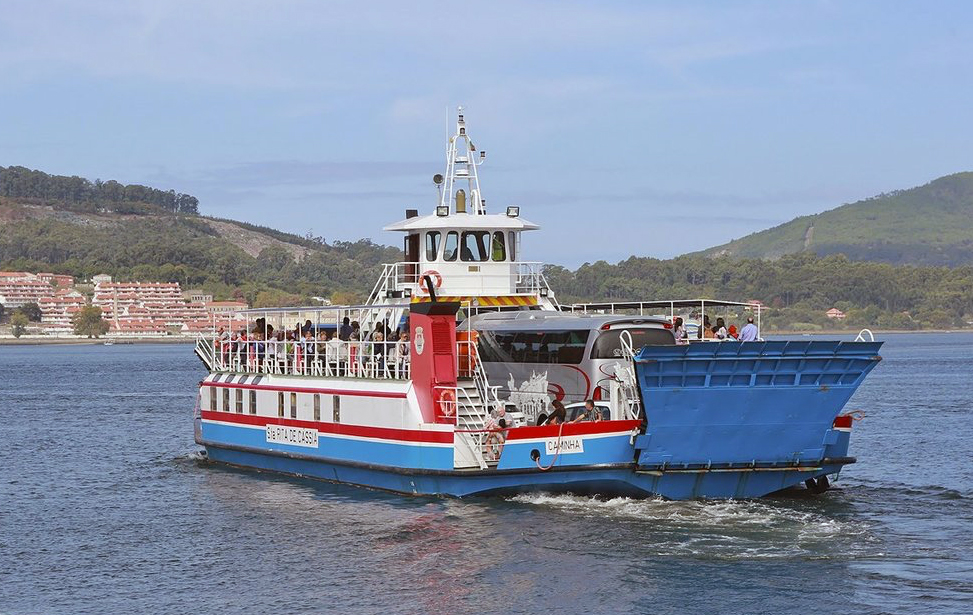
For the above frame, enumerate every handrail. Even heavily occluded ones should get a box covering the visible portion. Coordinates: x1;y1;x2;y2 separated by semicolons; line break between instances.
202;336;410;380
855;329;875;342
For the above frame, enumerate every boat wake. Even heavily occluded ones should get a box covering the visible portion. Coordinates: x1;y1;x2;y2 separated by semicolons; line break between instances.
507;492;882;560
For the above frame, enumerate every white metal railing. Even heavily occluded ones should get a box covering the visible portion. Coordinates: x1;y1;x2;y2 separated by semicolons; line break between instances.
201;336;411;380
367;261;557;302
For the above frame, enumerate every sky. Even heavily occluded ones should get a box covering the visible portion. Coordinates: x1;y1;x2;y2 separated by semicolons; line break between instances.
1;1;972;268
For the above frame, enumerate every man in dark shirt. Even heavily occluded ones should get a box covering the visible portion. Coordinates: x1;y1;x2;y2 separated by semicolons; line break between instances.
338;316;353;341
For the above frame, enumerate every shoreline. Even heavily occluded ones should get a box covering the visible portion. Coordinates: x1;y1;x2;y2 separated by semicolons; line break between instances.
0;337;194;346
2;328;969;347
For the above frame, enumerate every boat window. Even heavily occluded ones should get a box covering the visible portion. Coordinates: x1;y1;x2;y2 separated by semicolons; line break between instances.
491;231;506;262
443;231;459;262
333;395;341;423
314;394;321;421
210;387;217;411
290;392;298;419
222;388;230;412
249;390;257;415
425;231;441;262
278;392;284;418
461;231;490;262
235;389;243;413
477;329;590;364
591;327;675;359
508;231;517;262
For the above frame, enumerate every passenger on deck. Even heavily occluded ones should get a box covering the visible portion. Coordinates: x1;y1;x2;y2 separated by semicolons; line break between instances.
703;324;715;339
700;315;712;339
371;331;387;373
727;324;739;339
739;316;758;342
484;407;511;460
339;317;353;341
715;318;728;340
393;332;410;377
571;399;600;423
541;400;567;426
673;317;688;345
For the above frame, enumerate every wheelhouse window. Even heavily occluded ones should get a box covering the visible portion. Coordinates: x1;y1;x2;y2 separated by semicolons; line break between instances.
461;231;490;262
491;231;506;262
425;231;441;262
477;330;591;364
590;327;675;359
443;231;459;262
508;231;517;262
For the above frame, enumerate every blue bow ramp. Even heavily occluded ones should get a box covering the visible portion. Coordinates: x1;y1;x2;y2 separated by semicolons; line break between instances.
632;341;883;470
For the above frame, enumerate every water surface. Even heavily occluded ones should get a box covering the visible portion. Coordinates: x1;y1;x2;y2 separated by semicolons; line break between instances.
1;334;971;614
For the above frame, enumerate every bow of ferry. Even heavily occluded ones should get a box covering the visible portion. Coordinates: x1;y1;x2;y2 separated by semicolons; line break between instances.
192;109;883;499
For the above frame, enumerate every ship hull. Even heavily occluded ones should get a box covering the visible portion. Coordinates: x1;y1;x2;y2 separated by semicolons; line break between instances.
198;436;849;499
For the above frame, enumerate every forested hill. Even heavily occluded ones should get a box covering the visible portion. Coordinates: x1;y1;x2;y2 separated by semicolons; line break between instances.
694;172;973;266
0;166;199;215
0;192;399;307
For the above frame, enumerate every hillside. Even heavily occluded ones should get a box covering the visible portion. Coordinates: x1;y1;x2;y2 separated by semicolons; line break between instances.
695;172;973;266
0;199;399;307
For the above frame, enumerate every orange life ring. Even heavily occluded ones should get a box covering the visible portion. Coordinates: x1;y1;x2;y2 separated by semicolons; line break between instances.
419;270;443;294
439;388;456;417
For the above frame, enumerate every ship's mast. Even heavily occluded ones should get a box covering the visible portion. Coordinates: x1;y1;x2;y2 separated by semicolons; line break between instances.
438;106;487;215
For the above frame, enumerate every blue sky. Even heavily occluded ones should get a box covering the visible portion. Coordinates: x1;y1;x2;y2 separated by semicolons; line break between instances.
1;1;972;267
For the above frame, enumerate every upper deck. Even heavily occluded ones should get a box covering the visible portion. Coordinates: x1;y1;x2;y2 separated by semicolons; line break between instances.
369;108;558;311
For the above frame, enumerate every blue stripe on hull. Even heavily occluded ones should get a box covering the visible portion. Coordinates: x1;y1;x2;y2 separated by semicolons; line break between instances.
202;444;846;499
200;421;453;470
497;434;636;470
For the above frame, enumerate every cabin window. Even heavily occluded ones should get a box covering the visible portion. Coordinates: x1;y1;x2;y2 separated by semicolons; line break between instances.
333;395;341;423
209;387;217;411
491;231;506;262
477;330;591;364
235;388;243;413
509;231;517;261
590;328;676;359
278;392;284;417
290;392;298;419
249;390;257;414
314;394;321;421
461;231;490;262
425;231;441;261
443;231;459;262
222;388;230;412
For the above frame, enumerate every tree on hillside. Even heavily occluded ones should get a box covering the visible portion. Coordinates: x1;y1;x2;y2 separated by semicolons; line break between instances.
18;302;42;322
10;312;28;338
73;306;110;338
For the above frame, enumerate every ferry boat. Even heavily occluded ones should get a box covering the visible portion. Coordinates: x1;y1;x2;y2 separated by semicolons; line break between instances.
192;108;882;499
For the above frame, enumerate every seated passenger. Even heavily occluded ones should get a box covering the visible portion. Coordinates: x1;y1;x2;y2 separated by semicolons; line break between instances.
484;407;511;460
715;318;728;340
673;317;688;345
540;400;567;426
571;399;600;423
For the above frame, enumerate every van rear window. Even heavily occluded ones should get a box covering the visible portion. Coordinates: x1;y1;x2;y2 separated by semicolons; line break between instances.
590;327;674;359
477;329;591;364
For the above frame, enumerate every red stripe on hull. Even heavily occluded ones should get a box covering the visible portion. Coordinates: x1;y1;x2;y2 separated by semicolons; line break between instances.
201;380;408;399
200;410;454;444
505;419;641;440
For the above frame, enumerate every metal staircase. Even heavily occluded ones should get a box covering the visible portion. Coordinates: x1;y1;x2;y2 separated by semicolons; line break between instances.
453;341;502;468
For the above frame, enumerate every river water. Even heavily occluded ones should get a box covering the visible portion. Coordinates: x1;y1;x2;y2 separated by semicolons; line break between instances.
1;333;971;615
